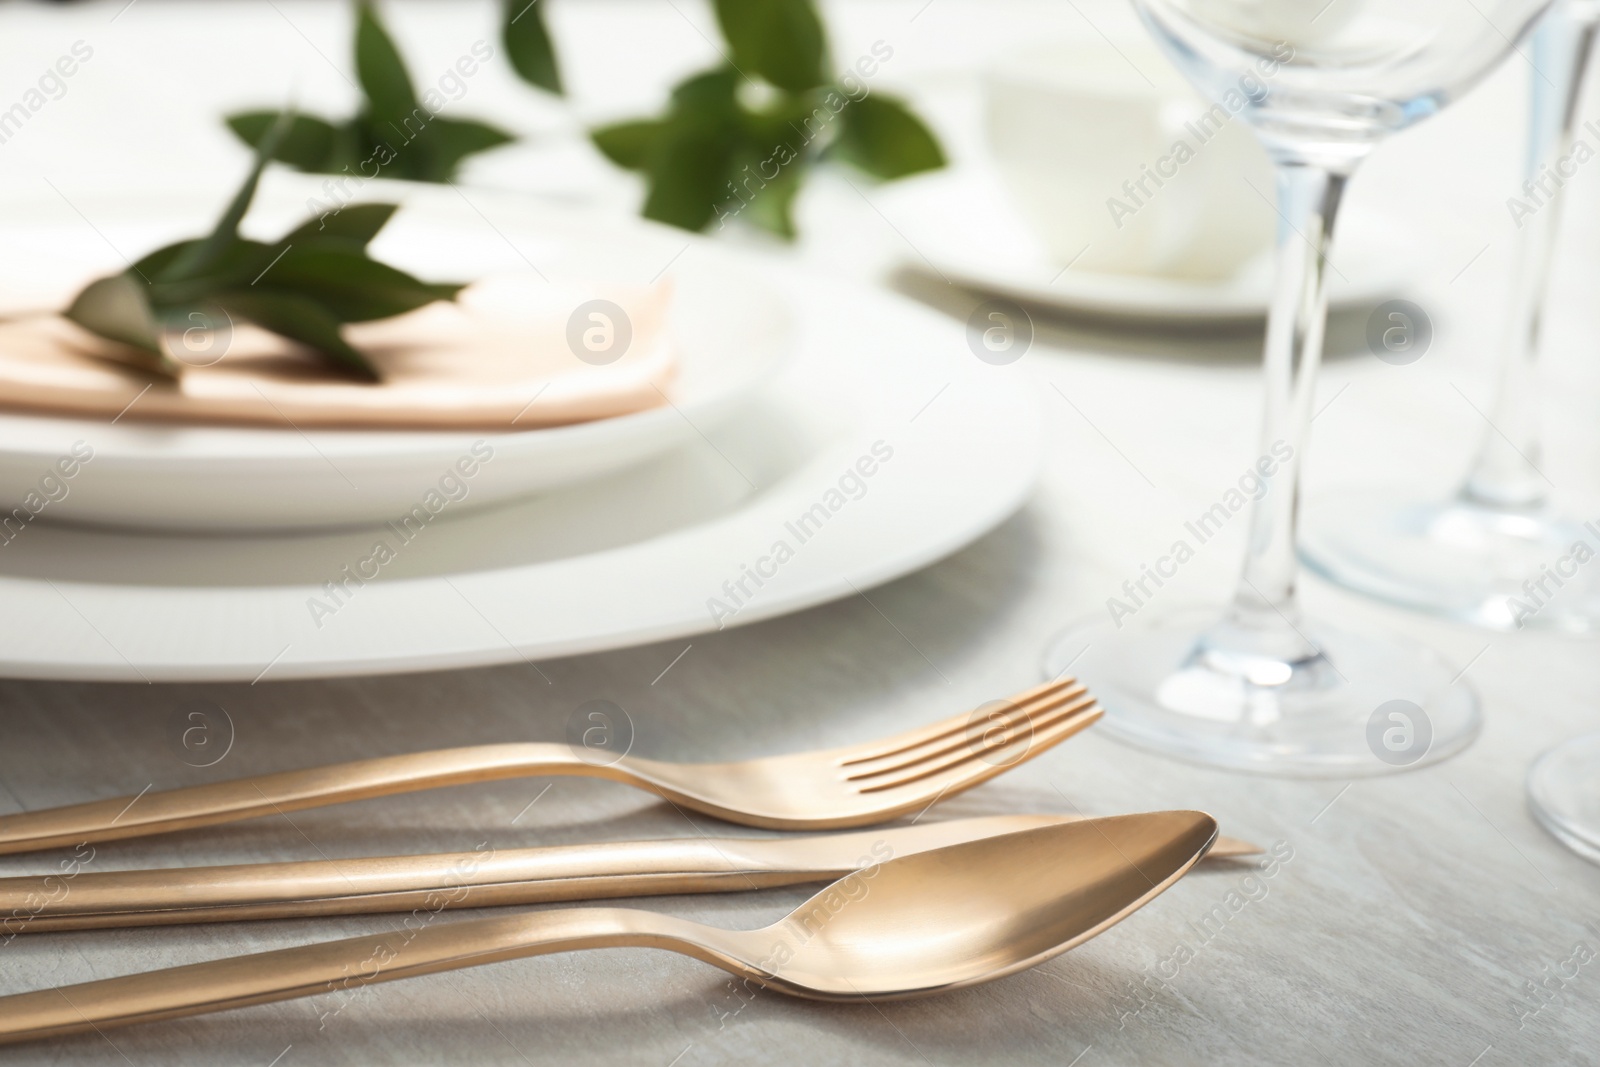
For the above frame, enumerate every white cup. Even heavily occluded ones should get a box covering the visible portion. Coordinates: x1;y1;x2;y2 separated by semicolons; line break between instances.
1187;0;1366;49
985;39;1276;280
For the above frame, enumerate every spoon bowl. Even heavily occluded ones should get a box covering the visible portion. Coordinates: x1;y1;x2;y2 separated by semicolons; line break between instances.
763;810;1218;998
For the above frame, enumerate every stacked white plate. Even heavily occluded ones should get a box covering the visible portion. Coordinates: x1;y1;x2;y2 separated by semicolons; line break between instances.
0;180;1041;681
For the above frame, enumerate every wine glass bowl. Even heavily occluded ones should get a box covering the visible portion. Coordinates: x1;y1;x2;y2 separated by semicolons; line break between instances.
1138;1;1554;164
1045;0;1554;775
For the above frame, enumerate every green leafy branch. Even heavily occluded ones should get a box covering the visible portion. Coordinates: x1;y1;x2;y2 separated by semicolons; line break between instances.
591;0;945;237
503;0;563;95
64;118;461;381
228;0;561;183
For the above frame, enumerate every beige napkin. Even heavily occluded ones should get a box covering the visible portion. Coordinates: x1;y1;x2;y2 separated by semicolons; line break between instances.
0;273;676;429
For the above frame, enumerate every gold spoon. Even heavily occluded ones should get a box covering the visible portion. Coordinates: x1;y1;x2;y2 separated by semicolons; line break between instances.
0;813;1258;933
0;811;1216;1043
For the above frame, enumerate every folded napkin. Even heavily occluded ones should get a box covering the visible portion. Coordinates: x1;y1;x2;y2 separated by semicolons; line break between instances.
0;273;675;429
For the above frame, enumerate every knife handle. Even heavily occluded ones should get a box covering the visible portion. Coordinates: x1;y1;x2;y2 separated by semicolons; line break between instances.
0;837;818;934
0;819;1261;934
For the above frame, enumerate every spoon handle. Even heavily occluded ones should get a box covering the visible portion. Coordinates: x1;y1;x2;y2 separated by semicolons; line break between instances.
0;907;667;1045
0;744;593;856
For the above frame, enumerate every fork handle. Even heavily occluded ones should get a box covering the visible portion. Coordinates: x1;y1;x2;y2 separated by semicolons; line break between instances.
0;744;596;856
0;907;691;1044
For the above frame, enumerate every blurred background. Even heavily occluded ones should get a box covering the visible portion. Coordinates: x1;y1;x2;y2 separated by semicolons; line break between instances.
1;0;1591;458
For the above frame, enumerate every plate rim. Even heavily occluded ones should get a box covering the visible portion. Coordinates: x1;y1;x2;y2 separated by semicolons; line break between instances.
887;166;1417;322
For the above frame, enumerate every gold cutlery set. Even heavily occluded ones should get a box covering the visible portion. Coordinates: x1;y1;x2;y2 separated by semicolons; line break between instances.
0;678;1247;1042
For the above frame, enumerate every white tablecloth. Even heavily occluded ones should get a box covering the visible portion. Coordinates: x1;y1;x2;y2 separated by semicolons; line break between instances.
0;2;1597;1064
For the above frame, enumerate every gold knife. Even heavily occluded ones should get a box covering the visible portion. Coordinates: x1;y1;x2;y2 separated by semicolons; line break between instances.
0;814;1260;934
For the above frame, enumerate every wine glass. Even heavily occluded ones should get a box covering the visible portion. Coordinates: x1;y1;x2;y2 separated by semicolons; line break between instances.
1300;0;1600;633
1043;0;1554;775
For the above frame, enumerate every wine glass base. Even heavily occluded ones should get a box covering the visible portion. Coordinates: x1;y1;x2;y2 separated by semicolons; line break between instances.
1042;607;1479;777
1300;491;1600;633
1527;733;1600;865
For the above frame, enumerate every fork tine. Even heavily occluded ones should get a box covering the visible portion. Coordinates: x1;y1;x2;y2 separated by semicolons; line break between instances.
843;690;1096;783
853;698;1102;795
849;696;1098;790
853;703;1100;797
876;703;1100;796
837;678;1082;768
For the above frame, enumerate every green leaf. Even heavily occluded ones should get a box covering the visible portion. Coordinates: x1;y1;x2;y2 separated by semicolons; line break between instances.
624;69;747;232
355;0;419;126
162;112;292;283
223;2;515;187
325;122;370;174
65;149;462;381
831;93;945;180
357;111;443;182
284;202;399;247
503;0;562;94
591;120;660;171
739;165;803;239
148;240;277;305
263;245;463;322
347;114;408;174
217;289;378;380
669;67;743;124
420;116;516;180
63;274;163;357
713;0;826;92
225;111;341;172
743;90;818;150
131;239;198;283
643;121;737;232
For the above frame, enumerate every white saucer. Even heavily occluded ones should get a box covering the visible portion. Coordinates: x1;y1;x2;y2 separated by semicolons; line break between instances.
0;263;1041;681
882;168;1417;322
0;181;789;530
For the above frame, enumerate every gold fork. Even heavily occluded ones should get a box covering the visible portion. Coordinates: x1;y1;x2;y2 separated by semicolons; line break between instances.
0;678;1099;854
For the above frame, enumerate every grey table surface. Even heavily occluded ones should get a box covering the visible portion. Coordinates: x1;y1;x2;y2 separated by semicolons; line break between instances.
2;1;1600;1064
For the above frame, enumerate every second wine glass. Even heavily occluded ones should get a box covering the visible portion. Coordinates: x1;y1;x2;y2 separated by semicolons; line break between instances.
1300;0;1600;633
1044;0;1554;775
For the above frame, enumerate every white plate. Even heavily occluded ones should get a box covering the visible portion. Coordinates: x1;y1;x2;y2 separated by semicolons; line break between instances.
882;168;1417;322
0;262;1041;681
0;181;788;530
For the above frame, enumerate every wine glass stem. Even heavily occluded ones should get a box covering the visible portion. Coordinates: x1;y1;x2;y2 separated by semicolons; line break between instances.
1462;1;1599;509
1219;162;1347;657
